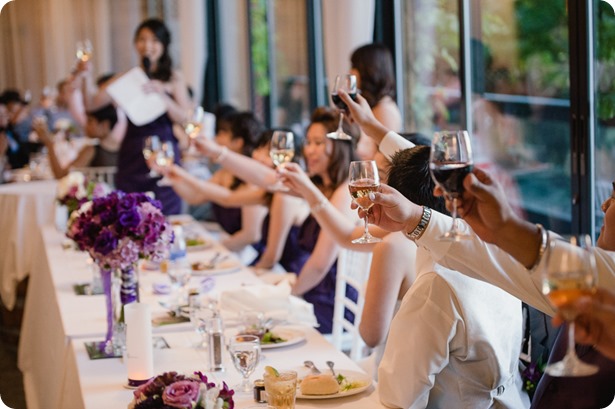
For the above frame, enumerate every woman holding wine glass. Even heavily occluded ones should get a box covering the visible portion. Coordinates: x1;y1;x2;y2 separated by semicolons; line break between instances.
349;43;402;160
89;18;192;215
192;107;361;333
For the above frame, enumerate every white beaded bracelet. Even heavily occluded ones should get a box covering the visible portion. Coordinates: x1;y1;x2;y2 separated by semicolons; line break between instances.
310;198;328;214
211;146;228;164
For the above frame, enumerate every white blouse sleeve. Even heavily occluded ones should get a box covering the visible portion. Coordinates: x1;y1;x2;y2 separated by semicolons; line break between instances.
379;131;416;161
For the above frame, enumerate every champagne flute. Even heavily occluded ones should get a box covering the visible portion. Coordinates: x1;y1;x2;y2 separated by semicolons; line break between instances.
542;234;599;377
228;334;261;393
349;160;381;244
156;142;175;186
429;130;473;241
327;74;357;140
143;135;161;177
76;39;93;62
269;131;295;192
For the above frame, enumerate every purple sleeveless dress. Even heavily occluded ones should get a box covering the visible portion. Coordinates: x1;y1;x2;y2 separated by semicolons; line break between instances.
297;215;358;334
249;214;310;274
115;114;181;215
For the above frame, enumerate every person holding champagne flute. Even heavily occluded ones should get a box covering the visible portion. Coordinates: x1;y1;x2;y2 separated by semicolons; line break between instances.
193;107;361;333
88;18;192;215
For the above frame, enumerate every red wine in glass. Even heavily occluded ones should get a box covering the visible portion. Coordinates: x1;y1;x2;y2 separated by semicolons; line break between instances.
430;163;474;197
331;92;357;112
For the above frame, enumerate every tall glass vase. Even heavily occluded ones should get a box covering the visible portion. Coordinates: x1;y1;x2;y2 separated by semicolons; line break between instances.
120;263;139;304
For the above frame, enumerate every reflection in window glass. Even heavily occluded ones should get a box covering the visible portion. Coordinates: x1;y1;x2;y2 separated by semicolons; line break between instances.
594;1;615;236
402;0;572;231
401;0;461;134
472;0;570;232
272;0;310;139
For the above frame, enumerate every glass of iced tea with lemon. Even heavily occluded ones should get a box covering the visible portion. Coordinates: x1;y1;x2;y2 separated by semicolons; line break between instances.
263;367;297;409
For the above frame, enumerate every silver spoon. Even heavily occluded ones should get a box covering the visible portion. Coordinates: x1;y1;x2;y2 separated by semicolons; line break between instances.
304;360;321;374
326;360;337;378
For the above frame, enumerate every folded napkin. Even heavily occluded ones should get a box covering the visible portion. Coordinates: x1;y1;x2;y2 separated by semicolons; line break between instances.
219;281;317;327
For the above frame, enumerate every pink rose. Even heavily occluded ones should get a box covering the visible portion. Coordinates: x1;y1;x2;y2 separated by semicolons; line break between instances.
162;379;201;408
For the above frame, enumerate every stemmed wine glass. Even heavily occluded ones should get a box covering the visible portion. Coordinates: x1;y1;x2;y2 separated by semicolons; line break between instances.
143;135;161;178
190;304;215;349
183;106;205;154
348;160;382;244
76;39;93;62
156;142;175;186
327;74;357;140
541;234;599;377
429;130;473;241
228;334;261;393
269;131;295;192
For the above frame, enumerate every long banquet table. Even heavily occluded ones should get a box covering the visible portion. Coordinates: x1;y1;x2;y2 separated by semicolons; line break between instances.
18;220;385;409
0;180;57;310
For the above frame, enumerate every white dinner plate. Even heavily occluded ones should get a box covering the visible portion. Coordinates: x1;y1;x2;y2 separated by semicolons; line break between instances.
191;259;241;276
260;328;306;350
296;370;372;400
185;238;214;252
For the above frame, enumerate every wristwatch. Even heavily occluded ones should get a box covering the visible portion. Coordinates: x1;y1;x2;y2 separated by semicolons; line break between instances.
405;206;432;241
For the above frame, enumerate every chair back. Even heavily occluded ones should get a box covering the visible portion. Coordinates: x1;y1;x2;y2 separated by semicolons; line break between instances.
330;248;372;361
73;166;117;188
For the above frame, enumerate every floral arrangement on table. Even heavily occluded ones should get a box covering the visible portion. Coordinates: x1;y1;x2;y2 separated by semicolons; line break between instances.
66;190;173;348
56;171;111;215
128;371;234;409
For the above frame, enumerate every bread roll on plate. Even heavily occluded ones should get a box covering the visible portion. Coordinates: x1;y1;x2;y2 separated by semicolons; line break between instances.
300;374;340;395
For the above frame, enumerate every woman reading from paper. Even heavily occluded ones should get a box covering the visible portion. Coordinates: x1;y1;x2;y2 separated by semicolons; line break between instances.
88;18;191;214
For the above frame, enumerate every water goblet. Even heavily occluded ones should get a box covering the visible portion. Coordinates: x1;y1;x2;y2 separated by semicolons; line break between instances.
228;334;261;393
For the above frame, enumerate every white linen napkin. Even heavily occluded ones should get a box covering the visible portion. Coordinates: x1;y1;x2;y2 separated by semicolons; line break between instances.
219;281;317;327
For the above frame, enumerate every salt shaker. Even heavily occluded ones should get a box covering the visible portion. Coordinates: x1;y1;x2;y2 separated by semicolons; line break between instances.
207;313;224;371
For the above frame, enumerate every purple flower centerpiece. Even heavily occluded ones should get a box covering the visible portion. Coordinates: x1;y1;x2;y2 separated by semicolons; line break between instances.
67;191;173;350
128;371;234;409
56;171;111;215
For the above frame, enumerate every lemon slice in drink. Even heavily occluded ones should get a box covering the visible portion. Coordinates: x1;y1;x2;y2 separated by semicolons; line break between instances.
265;365;279;377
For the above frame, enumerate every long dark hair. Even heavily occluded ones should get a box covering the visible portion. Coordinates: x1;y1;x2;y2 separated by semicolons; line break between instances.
351;43;396;107
134;19;173;82
306;107;359;195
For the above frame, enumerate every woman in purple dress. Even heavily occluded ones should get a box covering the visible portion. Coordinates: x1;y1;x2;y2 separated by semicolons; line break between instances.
93;18;192;214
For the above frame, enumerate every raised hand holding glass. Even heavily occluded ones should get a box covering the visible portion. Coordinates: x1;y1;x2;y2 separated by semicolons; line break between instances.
429;130;473;241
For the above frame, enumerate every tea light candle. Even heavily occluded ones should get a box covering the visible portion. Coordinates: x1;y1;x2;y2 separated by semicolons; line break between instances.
125;303;154;386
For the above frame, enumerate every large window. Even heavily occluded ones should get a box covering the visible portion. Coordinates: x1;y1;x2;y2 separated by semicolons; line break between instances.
400;0;603;234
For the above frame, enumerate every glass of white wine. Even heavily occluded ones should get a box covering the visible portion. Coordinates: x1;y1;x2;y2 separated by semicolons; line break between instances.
542;234;599;377
183;106;205;154
269;131;295;192
143;135;161;178
228;334;261;394
76;39;93;62
155;141;175;186
348;160;381;244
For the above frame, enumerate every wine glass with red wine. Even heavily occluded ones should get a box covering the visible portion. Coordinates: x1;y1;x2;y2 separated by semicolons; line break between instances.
348;160;382;244
429;130;473;241
327;75;357;141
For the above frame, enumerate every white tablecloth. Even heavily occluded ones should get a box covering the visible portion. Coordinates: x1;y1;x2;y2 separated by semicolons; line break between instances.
0;180;57;309
18;222;385;409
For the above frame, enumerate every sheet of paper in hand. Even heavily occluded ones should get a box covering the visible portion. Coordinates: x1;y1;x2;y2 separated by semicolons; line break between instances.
106;67;166;126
